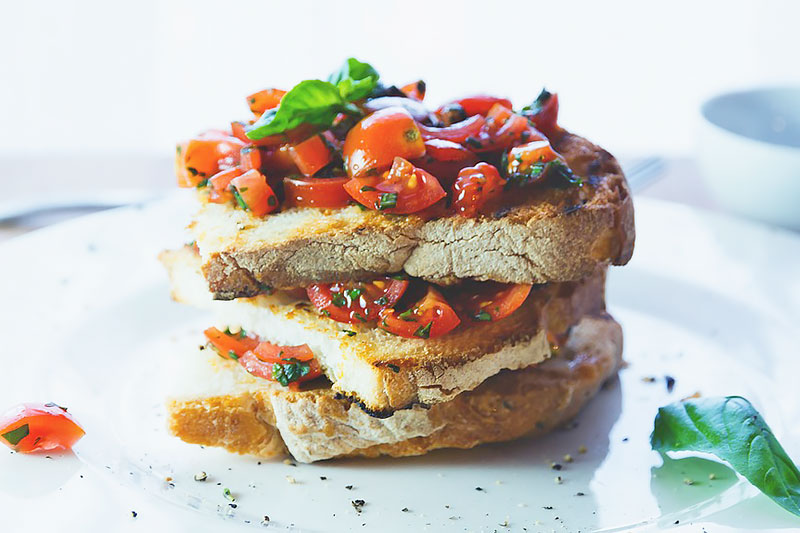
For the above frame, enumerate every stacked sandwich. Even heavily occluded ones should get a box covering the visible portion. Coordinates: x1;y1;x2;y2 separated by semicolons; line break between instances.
162;59;634;463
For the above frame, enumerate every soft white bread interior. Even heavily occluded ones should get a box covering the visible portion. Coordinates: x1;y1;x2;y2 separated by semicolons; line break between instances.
160;247;607;413
167;314;623;462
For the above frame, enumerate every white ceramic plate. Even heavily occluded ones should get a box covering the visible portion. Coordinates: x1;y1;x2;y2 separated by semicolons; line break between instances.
1;195;799;533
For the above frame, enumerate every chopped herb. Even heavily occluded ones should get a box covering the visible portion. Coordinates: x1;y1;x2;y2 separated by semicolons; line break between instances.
272;358;311;386
223;487;235;501
1;424;29;446
374;296;388;306
332;293;347;307
360;185;376;192
464;136;483;149
666;375;676;393
414;321;433;339
186;166;199;176
352;499;366;513
345;485;354;490
473;310;492;321
397;309;417;322
345;288;363;300
131;511;138;518
321;309;331;317
521;88;553;115
228;350;239;361
376;192;398;211
390;273;407;281
196;178;209;188
546;160;582;188
342;329;357;337
387;364;400;373
352;312;367;322
268;195;278;207
232;188;249;210
403;129;419;142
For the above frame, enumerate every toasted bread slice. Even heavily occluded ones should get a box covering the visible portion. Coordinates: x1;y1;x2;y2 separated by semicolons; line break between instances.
191;131;634;299
160;247;606;413
167;314;622;462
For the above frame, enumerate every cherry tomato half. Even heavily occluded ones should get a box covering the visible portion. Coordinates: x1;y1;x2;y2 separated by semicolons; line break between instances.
0;403;85;453
452;162;507;217
246;88;286;115
343;107;426;178
379;287;461;339
283;176;351;208
449;283;533;322
417;114;486;144
307;277;409;324
230;170;279;216
522;91;560;137
204;327;259;359
412;139;480;186
400;80;426;101
344;157;446;215
289;135;332;177
176;133;245;187
437;95;513;117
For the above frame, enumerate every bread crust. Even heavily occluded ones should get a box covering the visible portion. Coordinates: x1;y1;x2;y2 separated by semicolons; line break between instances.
167;314;622;462
191;131;634;298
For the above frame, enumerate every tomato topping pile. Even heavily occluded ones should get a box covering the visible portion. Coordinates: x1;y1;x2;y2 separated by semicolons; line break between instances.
0;403;85;453
307;277;409;324
204;327;322;390
380;287;461;339
176;58;577;219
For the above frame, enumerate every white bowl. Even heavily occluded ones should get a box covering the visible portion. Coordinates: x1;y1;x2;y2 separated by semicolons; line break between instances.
698;87;800;230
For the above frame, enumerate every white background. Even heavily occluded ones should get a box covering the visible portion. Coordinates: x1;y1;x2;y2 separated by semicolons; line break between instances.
1;0;799;161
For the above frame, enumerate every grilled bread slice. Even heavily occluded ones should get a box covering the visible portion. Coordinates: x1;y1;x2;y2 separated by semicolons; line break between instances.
167;314;622;462
191;130;634;299
160;246;607;413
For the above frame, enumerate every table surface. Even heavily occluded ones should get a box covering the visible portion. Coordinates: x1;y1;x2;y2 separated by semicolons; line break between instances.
0;156;725;243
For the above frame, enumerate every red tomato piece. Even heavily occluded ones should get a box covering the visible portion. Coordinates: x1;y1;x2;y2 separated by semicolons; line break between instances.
239;351;322;391
239;145;262;172
452;162;507;217
176;133;245;187
231;121;284;148
411;139;480;187
401;80;426;101
260;145;300;179
417;115;486;144
506;140;561;183
522;92;560;137
289;135;333;177
247;88;286;115
0;403;85;453
307;277;409;324
463;103;541;153
208;167;244;204
449;283;533;322
379;287;461;339
343;157;446;215
253;341;315;362
283;177;351;208
343;107;426;178
438;95;513;117
230;169;279;216
204;327;259;359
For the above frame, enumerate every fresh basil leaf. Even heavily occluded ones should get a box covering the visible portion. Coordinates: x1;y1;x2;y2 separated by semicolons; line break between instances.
1;424;29;446
247;80;345;140
546;160;582;188
328;58;379;101
272;359;311;387
521;88;552;114
651;396;800;517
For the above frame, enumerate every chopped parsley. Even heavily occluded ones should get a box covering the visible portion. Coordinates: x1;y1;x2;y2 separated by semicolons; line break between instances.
228;350;239;361
360;185;376;192
388;364;400;373
272;358;311;386
232;187;249;210
547;160;582;188
196;178;209;188
376;192;398;211
397;309;417;322
345;288;363;301
1;424;29;446
414;321;433;339
332;293;347;307
473;310;492;321
342;329;357;337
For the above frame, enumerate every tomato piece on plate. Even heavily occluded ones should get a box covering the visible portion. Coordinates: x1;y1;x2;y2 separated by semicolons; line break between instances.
343;107;426;178
412;139;480;187
437;95;513;117
246;88;286;115
204;327;259;360
289;135;333;177
0;403;85;453
417;115;486;144
307;277;409;324
505;140;561;184
239;348;323;390
176;133;245;187
380;286;461;339
230;169;279;216
400;80;426;101
449;283;533;322
344;157;446;215
283;176;351;208
452;162;507;217
521;90;560;137
207;167;243;204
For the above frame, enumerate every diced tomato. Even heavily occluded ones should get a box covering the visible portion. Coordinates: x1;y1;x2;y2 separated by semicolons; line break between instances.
204;327;259;359
411;139;480;187
230;170;279;216
506;140;561;183
449;283;532;322
343;107;426;178
231;121;284;148
247;88;286;115
253;341;315;362
239;351;323;391
344;157;446;214
289;135;332;177
401;80;426;101
379;287;461;339
452;162;507;217
438;95;513;117
240;145;262;172
261;145;300;178
417;115;486;144
307;277;409;324
176;133;245;187
283;176;351;208
521;91;560;137
0;403;85;453
208;167;244;204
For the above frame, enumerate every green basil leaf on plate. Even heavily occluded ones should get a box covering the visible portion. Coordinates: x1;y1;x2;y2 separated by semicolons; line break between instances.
651;396;800;517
